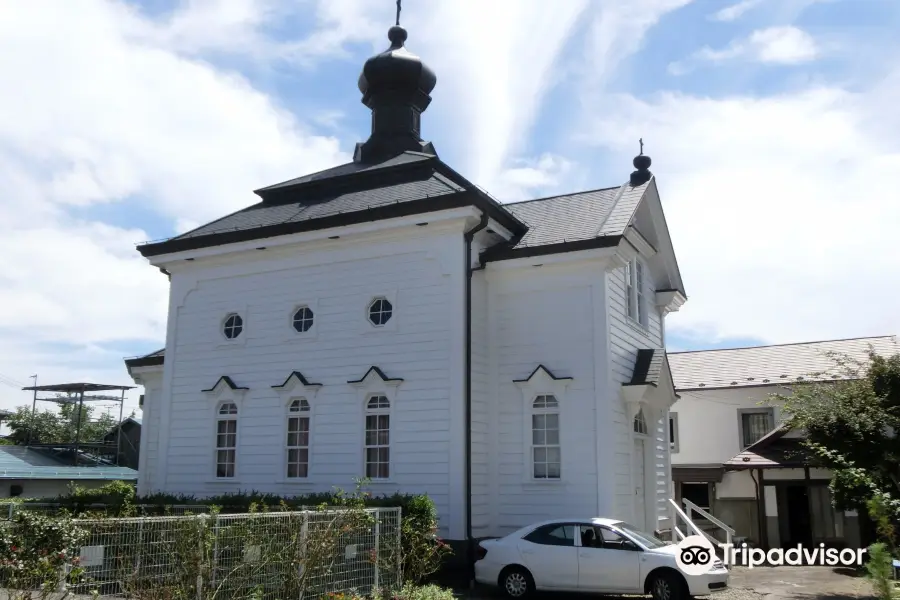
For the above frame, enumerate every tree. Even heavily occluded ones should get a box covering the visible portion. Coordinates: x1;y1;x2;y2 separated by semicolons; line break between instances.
776;350;900;524
5;402;118;445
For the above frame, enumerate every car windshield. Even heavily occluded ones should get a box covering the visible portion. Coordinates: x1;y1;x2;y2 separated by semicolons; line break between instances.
614;522;669;549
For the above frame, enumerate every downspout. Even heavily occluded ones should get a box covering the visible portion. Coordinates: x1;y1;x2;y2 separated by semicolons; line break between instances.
464;211;490;572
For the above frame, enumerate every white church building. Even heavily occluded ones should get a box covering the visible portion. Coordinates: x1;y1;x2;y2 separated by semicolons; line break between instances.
124;20;687;557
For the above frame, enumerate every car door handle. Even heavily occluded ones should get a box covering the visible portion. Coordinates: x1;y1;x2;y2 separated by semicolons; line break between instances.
521;549;535;555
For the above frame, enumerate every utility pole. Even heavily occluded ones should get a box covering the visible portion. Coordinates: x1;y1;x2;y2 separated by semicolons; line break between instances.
27;375;37;446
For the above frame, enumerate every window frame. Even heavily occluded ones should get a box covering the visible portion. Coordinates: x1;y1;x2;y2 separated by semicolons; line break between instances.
737;407;775;448
364;394;391;480
530;395;561;480
202;377;247;482
285;398;312;479
272;371;322;483
633;407;649;436
680;482;712;512
624;258;649;328
215;401;239;479
669;412;679;454
349;367;402;482
222;313;244;340
361;291;399;333
514;366;572;485
218;306;249;347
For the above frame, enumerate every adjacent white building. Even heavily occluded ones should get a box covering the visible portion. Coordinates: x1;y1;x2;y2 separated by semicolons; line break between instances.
667;335;899;549
124;21;688;557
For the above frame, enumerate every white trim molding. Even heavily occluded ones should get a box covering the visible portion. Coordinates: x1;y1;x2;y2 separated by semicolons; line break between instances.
655;290;687;315
513;365;573;485
348;367;403;483
202;376;249;404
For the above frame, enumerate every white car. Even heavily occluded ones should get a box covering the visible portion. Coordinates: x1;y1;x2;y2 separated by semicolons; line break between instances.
474;517;728;599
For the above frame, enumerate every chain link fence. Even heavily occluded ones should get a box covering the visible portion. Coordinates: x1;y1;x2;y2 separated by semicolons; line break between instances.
2;507;401;600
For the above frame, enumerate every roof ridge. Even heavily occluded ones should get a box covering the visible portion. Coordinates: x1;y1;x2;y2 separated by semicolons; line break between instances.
669;334;899;356
592;183;628;237
503;184;623;206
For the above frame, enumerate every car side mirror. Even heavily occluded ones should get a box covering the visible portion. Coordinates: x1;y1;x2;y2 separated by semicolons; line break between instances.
624;540;641;551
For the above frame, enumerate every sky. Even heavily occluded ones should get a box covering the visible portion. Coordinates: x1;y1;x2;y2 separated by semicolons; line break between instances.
1;0;899;418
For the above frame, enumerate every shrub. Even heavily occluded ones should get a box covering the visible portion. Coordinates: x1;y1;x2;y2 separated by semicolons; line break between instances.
865;542;899;600
0;510;88;600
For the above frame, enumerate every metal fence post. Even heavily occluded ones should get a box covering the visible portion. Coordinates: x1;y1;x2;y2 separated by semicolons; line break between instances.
396;507;402;584
197;515;207;600
373;511;380;593
7;503;12;520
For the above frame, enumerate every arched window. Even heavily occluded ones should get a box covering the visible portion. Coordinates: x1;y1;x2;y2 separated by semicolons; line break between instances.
633;408;648;435
531;395;560;479
286;399;311;478
365;395;390;479
216;402;238;478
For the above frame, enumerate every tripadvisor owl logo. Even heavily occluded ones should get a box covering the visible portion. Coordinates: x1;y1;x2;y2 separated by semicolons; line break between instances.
675;535;718;575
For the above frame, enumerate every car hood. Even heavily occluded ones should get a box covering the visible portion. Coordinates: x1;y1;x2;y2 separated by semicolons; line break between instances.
645;544;682;558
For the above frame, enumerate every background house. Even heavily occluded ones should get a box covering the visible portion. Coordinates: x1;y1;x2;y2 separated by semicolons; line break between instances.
104;416;141;471
0;445;138;499
667;335;899;549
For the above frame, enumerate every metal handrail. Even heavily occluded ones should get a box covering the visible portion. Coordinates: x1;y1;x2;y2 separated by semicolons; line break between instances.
682;498;735;546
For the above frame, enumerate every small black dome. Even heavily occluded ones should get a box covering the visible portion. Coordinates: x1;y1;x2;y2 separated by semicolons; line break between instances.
358;26;437;100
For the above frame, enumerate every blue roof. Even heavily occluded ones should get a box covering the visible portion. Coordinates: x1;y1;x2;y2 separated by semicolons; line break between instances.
0;446;138;480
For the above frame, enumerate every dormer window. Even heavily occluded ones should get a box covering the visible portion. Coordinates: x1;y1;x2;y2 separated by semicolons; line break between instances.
625;259;648;327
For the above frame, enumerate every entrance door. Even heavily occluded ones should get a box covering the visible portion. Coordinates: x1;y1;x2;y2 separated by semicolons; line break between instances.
784;485;812;547
633;438;646;530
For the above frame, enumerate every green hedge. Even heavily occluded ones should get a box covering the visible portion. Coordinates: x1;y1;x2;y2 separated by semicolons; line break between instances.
26;481;435;526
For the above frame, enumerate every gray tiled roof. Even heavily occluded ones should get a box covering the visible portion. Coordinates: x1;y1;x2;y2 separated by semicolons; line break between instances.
668;335;900;391
504;181;648;249
173;172;464;241
256;152;433;192
138;147;653;258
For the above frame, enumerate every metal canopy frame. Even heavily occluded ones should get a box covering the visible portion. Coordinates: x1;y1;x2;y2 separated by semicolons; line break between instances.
21;382;135;467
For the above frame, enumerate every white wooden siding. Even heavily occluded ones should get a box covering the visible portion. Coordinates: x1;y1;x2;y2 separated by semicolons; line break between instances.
156;231;465;537
470;272;491;537
489;271;601;534
606;265;671;528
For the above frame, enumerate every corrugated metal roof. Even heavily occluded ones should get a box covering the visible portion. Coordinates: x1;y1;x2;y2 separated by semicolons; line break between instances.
668;335;899;391
0;447;138;480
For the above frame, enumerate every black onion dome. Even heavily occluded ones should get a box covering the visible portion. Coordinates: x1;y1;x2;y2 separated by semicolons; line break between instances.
358;26;437;102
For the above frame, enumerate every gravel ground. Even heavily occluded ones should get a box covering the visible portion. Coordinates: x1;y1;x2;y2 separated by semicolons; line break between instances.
459;566;876;600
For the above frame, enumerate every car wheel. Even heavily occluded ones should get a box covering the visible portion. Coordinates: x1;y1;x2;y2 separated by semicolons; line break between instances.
649;570;687;600
499;566;534;598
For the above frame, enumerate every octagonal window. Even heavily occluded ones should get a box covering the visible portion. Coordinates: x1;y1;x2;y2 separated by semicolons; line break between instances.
223;314;243;339
367;297;393;327
292;306;314;333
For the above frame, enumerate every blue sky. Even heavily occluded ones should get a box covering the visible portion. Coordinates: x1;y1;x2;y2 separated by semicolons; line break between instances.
1;0;899;414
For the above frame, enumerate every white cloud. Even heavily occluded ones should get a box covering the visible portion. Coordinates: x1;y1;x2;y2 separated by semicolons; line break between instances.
670;25;818;74
0;0;349;410
710;0;765;22
494;154;576;202
580;75;900;345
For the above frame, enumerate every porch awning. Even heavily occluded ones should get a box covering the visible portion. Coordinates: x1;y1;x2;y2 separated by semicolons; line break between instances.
724;425;816;469
672;465;725;482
